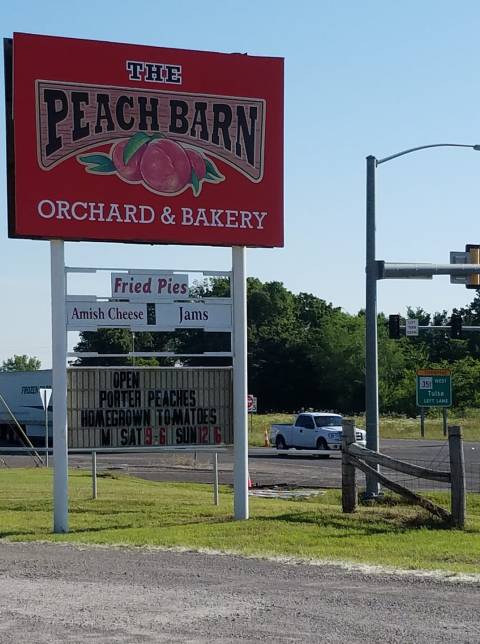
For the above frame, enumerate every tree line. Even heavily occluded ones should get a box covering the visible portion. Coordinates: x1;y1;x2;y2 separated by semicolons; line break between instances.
69;279;480;415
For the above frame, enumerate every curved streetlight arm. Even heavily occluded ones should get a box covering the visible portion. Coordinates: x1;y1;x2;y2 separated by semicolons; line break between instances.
377;143;480;166
364;140;480;498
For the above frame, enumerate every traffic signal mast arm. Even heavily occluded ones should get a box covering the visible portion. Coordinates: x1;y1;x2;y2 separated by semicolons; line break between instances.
391;321;477;336
389;322;474;340
389;313;467;339
377;261;480;279
404;325;480;330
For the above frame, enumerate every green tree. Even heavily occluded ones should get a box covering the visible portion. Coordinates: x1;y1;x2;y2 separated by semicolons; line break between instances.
73;329;176;366
1;354;41;371
246;280;340;411
70;278;480;415
459;292;480;358
400;308;469;365
308;311;365;412
175;277;232;365
450;356;480;411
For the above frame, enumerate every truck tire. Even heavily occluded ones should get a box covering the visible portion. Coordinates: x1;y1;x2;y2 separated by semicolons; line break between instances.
316;437;330;458
275;435;287;450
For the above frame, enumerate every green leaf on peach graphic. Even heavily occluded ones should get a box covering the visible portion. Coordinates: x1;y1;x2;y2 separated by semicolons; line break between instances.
123;132;152;165
204;158;224;182
191;169;201;196
78;153;116;173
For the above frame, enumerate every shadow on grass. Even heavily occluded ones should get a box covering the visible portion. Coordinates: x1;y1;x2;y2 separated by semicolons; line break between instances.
0;503;53;512
402;514;453;530
61;523;147;534
256;508;449;535
63;515;233;535
0;529;39;538
69;506;152;516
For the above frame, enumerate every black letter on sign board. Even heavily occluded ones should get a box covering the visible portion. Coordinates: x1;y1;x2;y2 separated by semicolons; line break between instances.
44;89;68;157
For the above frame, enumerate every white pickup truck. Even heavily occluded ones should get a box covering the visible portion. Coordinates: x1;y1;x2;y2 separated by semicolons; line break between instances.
270;412;366;452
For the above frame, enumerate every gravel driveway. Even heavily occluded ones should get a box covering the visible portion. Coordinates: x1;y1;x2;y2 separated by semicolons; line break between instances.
0;542;479;643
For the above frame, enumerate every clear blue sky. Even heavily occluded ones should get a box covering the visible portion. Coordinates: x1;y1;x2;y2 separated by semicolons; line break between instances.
2;0;480;368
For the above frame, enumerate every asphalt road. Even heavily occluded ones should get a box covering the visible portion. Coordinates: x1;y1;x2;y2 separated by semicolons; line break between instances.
67;438;480;491
2;439;480;491
0;541;479;643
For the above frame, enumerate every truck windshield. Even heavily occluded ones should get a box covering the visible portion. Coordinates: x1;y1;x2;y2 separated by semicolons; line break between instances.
314;416;342;427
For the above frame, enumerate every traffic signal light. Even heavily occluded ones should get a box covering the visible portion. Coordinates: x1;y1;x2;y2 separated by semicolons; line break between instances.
388;314;401;339
466;244;480;289
450;314;462;339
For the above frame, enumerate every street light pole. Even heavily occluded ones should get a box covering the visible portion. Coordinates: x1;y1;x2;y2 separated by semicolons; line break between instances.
364;143;480;498
365;155;379;497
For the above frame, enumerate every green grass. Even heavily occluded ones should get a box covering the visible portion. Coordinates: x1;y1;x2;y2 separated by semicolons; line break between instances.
1;468;479;574
249;411;480;446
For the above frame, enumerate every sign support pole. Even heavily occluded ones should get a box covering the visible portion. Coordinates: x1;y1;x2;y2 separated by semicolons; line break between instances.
232;246;249;520
44;389;49;467
50;240;69;533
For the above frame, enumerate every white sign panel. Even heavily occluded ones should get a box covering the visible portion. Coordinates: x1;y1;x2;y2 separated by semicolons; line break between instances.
67;300;232;331
405;319;419;337
39;387;52;410
111;273;189;300
155;302;232;331
67;301;148;329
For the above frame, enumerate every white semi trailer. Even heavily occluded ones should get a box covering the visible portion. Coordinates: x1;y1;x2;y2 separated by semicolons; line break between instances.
0;370;52;446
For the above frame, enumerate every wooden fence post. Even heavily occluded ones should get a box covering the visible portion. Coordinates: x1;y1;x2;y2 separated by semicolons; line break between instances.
448;425;466;529
342;419;357;513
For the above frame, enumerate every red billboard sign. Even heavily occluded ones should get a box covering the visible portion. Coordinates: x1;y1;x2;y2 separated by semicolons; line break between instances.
5;33;284;247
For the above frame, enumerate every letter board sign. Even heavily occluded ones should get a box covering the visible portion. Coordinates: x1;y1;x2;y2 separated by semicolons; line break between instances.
68;367;233;448
5;33;284;247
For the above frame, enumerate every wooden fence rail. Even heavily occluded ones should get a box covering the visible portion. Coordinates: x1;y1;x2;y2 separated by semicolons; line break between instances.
347;444;451;482
341;420;466;528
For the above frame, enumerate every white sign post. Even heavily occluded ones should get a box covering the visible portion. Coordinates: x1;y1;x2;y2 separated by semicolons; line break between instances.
50;241;68;533
233;247;249;520
56;260;247;529
39;387;52;467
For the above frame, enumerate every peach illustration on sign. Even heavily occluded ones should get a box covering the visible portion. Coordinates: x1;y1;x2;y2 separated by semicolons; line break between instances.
111;140;146;182
185;149;206;180
140;139;191;193
77;132;224;196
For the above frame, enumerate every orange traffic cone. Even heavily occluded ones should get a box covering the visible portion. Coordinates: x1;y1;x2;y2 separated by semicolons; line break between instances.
248;471;253;489
263;429;270;448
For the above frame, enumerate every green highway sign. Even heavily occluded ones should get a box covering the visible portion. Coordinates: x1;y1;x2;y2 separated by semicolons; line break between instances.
416;369;452;407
